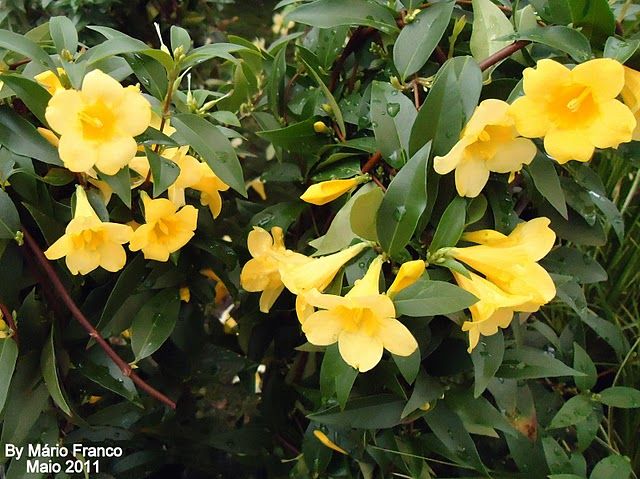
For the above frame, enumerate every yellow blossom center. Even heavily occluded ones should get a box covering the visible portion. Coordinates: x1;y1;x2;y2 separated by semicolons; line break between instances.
78;101;116;140
467;125;514;159
337;305;380;336
550;85;597;127
71;228;105;251
151;218;176;243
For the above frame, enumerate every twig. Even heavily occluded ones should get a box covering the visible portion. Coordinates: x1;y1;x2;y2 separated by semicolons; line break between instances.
0;303;18;344
371;175;387;191
362;151;382;173
329;27;376;92
432;46;448;65
412;78;421;109
478;40;530;71
21;228;177;410
8;58;31;70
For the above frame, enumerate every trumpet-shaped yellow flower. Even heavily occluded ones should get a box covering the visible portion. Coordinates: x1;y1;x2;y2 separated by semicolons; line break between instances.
45;186;133;275
193;162;230;218
164;146;204;207
300;177;365;205
434;99;537;197
45;69;151;175
452;270;529;352
240;227;311;313
621;66;640;141
301;256;418;372
35;68;66;95
129;193;198;261
387;260;426;298
510;58;636;163
450;218;556;312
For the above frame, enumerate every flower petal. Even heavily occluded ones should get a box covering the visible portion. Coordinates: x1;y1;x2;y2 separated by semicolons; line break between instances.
544;127;595;163
387;260;425;298
259;283;285;313
338;330;383;372
571;58;625;102
58;135;97;173
97;241;127;272
115;85;151;135
247;227;273;257
379;318;418;356
95;136;138;175
454;157;490;197
347;255;384;298
303;310;343;345
485;137;536;173
587;99;635;149
45;89;84;136
509;96;552;138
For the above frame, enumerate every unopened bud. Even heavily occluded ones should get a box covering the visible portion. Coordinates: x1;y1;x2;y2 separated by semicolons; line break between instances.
313;121;331;134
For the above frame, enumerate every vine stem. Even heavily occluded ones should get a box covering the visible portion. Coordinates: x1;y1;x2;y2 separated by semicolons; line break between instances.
478;40;530;72
21;228;177;410
0;302;18;344
361;151;382;173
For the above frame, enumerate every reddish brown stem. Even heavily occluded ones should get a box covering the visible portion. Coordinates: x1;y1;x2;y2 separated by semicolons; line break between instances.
478;40;530;72
21;228;177;410
412;78;421;109
8;58;31;70
0;302;18;344
371;175;387;191
362;151;382;173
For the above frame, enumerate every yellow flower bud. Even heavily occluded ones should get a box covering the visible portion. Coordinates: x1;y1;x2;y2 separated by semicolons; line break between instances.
313;121;331;134
179;286;191;303
300;177;365;206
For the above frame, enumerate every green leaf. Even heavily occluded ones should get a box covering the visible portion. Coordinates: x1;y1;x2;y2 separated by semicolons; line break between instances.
308;395;405;429
41;327;72;416
131;288;181;361
589;455;632;479
76;358;139;402
549;395;595;428
401;370;443;417
471;330;504;398
0;189;20;240
370;81;417;166
98;166;132;208
393;2;455;80
0;106;62;165
542;437;573;474
429;196;466;253
286;0;399;34
300;57;346;140
250;202;305;233
0;30;55;68
319;344;358;409
392;347;421;385
544;247;607;284
573;343;597;391
170;25;191;54
528;153;568;219
84;35;149;65
126;53;168;100
182;43;246;68
603;37;640;63
172;113;246;195
0;73;51;125
470;0;514;76
376;143;430;255
513;26;592;63
409;56;482;156
258;118;327;155
423;401;488;473
144;146;180;197
350;186;384;241
49;16;78;53
597;387;640;409
498;346;585;380
394;279;477;317
0;338;18;413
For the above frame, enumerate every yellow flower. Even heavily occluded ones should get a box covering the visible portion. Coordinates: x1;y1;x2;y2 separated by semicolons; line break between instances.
452;270;529;352
240;227;311;313
34;68;66;95
510;58;636;163
129;193;198;261
313;430;347;455
621;66;640;141
386;259;426;299
45;69;151;175
434;99;537;197
192;162;230;218
450;218;556;312
300;177;365;206
301;257;418;372
248;177;267;200
164;146;204;206
179;286;191;303
45;186;132;275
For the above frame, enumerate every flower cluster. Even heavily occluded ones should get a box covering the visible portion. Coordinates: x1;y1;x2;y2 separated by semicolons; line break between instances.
41;69;229;274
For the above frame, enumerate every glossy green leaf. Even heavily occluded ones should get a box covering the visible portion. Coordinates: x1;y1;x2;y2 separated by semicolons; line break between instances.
0;189;20;240
471;330;504;398
470;0;514;76
394;279;477;317
528;153;568;219
603;37;640;63
0;30;55;68
131;288;181;361
76;359;139;402
409;56;482;156
145;146;180;197
286;0;398;34
170;25;191;54
393;2;454;80
308;395;405;429
542;437;573;474
513;26;592;63
370;81;417;166
401;370;443;417
0;106;62;165
182;43;246;68
0;73;51;125
41;327;72;416
544;247;607;284
549;395;595;428
0;338;18;413
172;113;246;195
573;343;597;391
98;166;132;208
392;347;421;385
350;186;384;241
498;346;585;380
49;16;78;53
589;455;632;479
376;143;430;255
126;53;168;99
319;344;357;409
429;196;466;253
597;387;640;408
